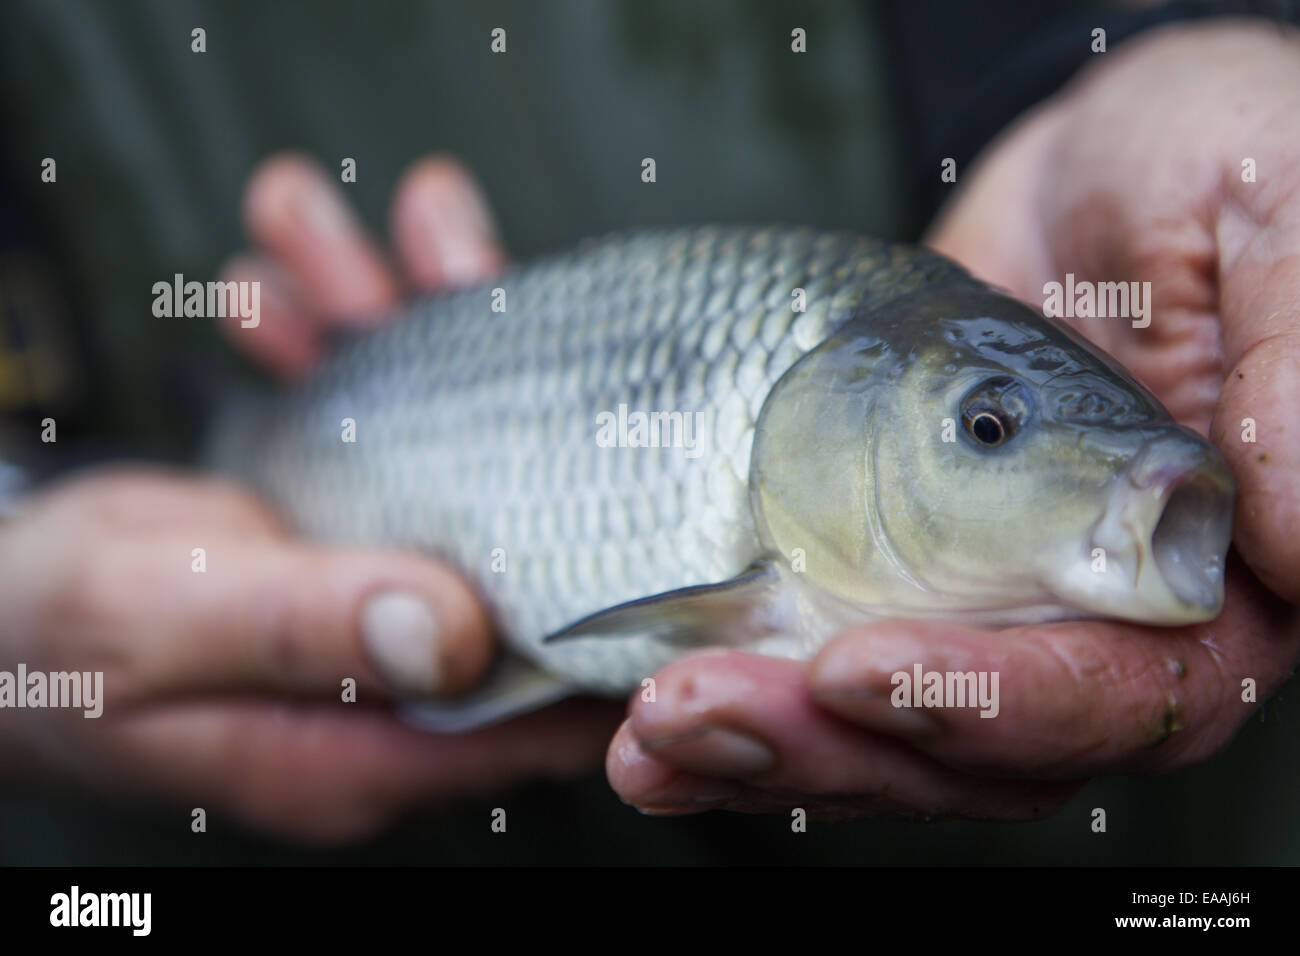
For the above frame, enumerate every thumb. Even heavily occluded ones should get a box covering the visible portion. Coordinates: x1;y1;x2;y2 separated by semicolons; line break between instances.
1212;173;1300;605
118;536;496;701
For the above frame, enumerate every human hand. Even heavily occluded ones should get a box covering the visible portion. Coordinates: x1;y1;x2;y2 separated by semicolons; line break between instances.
607;21;1300;818
220;152;505;377
0;155;619;841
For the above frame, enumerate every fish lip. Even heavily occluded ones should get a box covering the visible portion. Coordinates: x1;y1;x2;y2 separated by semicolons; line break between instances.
1149;465;1234;612
1076;436;1234;622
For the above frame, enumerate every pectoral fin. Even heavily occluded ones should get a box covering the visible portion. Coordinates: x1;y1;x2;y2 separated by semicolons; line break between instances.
403;561;793;732
542;559;786;648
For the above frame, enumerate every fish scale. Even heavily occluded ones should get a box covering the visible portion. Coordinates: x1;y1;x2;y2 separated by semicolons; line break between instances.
213;225;965;693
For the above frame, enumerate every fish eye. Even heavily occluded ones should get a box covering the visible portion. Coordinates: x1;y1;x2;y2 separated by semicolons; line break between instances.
960;376;1033;448
967;411;1006;446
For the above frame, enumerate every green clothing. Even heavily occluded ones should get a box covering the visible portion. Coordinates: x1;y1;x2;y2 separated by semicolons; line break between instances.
0;0;903;453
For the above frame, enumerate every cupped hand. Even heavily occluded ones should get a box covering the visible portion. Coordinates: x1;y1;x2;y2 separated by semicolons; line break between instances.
609;21;1300;818
0;155;618;841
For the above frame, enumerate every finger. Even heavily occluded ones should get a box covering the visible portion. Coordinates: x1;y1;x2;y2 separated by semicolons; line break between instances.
390;156;505;291
810;565;1299;778
101;696;620;842
216;254;324;378
606;720;896;819
615;652;1076;820
242;152;399;322
47;533;496;703
1213;166;1300;603
605;719;743;815
15;467;284;539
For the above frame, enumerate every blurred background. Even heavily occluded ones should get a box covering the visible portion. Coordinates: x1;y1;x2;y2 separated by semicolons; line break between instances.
0;0;1294;864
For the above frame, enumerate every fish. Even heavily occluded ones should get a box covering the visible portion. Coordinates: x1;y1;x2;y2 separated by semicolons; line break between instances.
207;225;1235;732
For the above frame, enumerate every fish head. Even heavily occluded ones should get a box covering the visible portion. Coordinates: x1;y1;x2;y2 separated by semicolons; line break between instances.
751;283;1234;626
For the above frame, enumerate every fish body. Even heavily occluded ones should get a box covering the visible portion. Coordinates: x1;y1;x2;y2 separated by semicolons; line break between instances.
210;226;1234;730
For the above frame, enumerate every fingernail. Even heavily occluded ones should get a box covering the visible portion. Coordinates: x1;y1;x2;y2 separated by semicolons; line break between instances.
361;591;443;695
641;726;776;777
445;177;497;241
296;174;355;239
420;187;496;285
439;239;490;285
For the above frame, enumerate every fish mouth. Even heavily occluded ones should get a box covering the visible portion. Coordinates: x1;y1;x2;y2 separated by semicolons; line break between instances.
1122;429;1236;619
1149;468;1234;612
1073;430;1235;623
